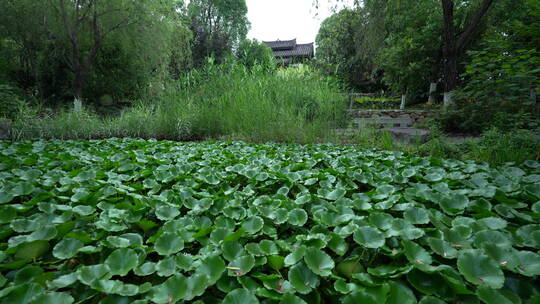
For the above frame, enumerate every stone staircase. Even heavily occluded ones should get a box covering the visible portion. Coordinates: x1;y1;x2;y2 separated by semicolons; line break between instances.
339;110;434;143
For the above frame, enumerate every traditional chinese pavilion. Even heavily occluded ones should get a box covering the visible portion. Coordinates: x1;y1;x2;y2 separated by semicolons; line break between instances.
263;39;314;65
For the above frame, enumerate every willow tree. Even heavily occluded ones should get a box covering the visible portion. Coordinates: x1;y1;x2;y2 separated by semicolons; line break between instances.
0;0;193;104
188;0;250;65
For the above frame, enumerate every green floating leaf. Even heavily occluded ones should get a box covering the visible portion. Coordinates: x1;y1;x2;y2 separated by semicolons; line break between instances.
342;284;390;304
476;286;518;304
288;261;320;294
0;192;14;204
403;240;432;267
334;279;359;294
14;266;43;285
324;188;346;201
438;193;469;215
427;238;458;259
387;281;416;304
222;288;260;304
104;248;139;276
515;251;540;277
407;269;451;297
280;293;307;304
368;264;412;278
134;262;156;276
53;238;84;259
259;240;279;255
222;241;245;262
156;256;176;277
304;247;334;277
149;274;188;304
403;207;430;225
328;233;348;256
353;226;385;249
457;250;505;289
78;264;112;286
154;232;184;256
267;255;285;271
242;216;264;234
418;296;446;304
14;241;49;260
0;283;44;304
288;209;308;226
155;204;180;221
49;273;78;289
29;292;74;304
228;255;255;276
196;255;225;284
284;246;306;266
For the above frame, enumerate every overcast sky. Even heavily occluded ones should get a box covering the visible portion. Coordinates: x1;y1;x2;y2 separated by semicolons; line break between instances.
246;0;354;44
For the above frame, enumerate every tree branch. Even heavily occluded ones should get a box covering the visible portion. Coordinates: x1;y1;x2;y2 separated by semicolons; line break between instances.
456;0;494;54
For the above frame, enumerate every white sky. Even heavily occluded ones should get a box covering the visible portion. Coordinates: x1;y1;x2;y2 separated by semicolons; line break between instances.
246;0;355;44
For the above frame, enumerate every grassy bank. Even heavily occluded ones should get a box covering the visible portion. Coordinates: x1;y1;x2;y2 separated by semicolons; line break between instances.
346;126;540;166
4;63;539;166
8;63;346;143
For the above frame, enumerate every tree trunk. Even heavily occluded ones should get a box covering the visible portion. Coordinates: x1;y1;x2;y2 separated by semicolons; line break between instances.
440;0;494;107
400;94;407;110
441;0;458;95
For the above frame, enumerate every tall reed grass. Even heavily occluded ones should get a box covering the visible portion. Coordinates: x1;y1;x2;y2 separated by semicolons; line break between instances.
9;62;347;143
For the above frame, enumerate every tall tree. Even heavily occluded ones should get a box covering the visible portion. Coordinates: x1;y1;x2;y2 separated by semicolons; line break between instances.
0;0;193;104
47;0;153;100
441;0;494;104
317;8;373;90
188;0;250;65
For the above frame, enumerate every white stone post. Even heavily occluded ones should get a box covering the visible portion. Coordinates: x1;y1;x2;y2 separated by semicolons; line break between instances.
443;91;453;107
400;94;406;110
73;98;82;112
428;82;437;103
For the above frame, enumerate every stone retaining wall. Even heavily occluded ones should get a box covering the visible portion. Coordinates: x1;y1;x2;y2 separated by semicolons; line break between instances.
347;110;436;125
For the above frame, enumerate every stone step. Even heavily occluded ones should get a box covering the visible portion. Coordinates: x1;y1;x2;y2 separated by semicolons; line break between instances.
384;127;431;143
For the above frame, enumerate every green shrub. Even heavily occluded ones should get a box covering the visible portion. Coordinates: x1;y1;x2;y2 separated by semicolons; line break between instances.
0;84;25;119
438;43;540;134
236;39;276;71
463;128;540;164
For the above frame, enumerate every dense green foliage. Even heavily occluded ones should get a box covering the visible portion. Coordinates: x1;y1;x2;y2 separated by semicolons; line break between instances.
188;0;250;65
236;39;276;71
0;139;539;303
9;62;345;143
0;0;251;105
317;0;537;100
316;8;383;92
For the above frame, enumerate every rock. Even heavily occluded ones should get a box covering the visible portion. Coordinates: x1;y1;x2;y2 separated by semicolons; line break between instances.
0;118;11;140
99;94;114;106
385;127;431;143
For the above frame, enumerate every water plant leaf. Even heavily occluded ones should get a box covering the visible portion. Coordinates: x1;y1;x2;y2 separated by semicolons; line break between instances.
354;226;385;249
288;261;319;294
223;288;260;304
52;238;84;259
104;248;139;276
304;248;334;277
457;250;505;288
154;232;184;256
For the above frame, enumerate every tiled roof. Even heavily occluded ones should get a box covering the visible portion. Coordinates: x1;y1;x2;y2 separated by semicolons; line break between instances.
263;39;297;50
272;43;314;58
